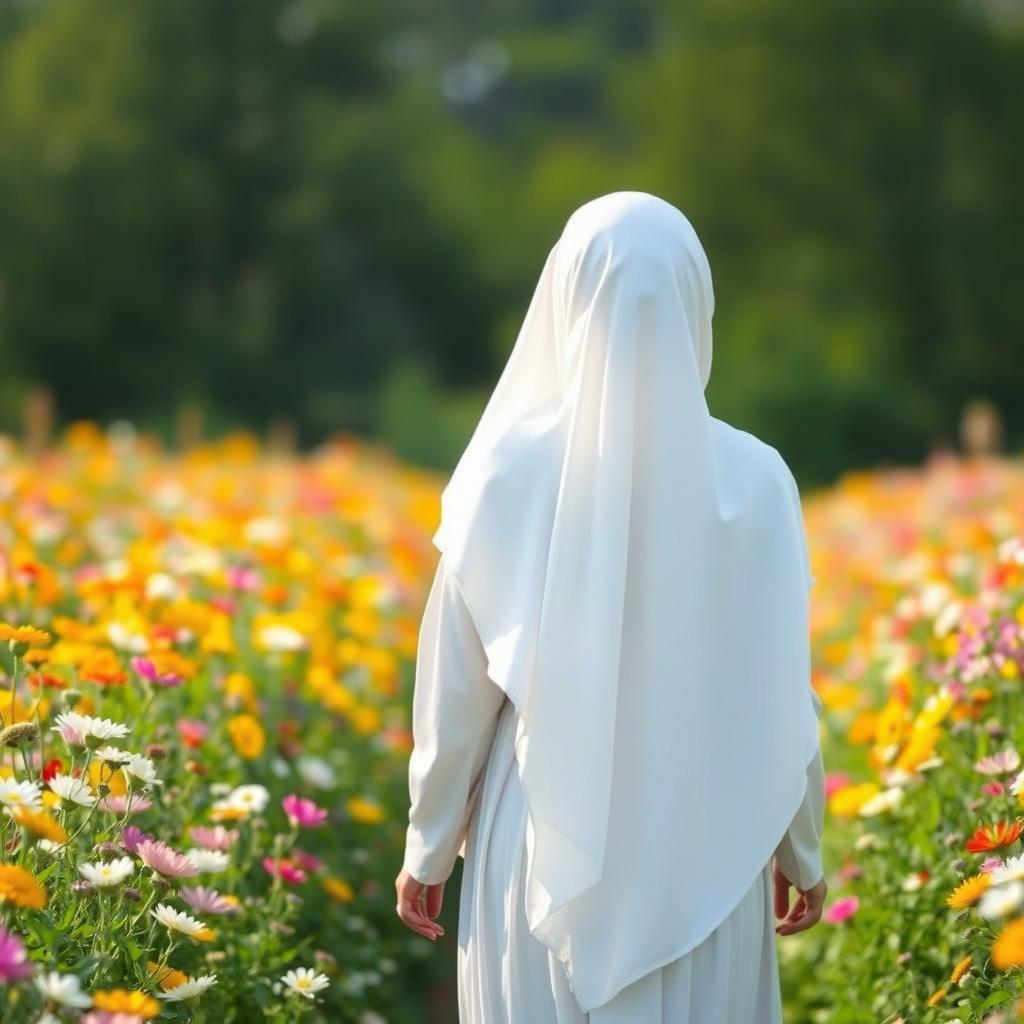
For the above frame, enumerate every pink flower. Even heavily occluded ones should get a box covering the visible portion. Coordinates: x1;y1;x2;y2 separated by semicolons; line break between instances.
99;795;152;815
292;847;325;873
177;719;209;749
227;565;260;592
180;885;241;915
188;825;239;850
81;1014;145;1024
136;839;200;878
210;595;237;615
823;895;859;924
835;862;863;884
981;854;1004;873
0;927;32;983
824;772;851;798
983;780;1005;797
283;794;328;829
262;857;307;884
974;749;1021;776
121;826;155;854
130;656;183;688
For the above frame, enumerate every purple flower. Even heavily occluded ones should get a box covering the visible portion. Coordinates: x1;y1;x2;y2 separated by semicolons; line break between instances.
0;927;33;983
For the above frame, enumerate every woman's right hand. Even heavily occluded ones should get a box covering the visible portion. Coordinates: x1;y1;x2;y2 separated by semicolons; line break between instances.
772;861;827;935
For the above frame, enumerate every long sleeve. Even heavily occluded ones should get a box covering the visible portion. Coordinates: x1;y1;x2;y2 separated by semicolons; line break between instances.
773;687;825;890
403;554;508;885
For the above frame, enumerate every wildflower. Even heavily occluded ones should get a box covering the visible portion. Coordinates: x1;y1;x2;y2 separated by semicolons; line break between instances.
965;819;1024;852
0;926;33;982
857;786;904;817
347;796;386;824
993;918;1024;969
188;825;238;850
51;712;129;747
979;880;1024;919
0;624;51;653
263;857;307;884
49;773;97;808
950;954;972;985
822;895;859;924
210;783;269;820
34;971;92;1008
120;827;154;854
947;873;991;909
975;750;1021;775
258;624;306;652
129;656;183;688
281;967;329;999
158;974;218;1001
94;747;133;765
323;877;354;902
150;903;208;939
184;849;230;874
0;777;43;812
146;961;187;990
99;794;152;814
180;886;240;915
177;719;209;748
9;807;67;843
91;988;160;1019
124;754;161;787
136;839;200;879
0;864;47;908
990;853;1024;886
79;857;135;888
227;714;265;759
283;794;328;828
0;722;39;747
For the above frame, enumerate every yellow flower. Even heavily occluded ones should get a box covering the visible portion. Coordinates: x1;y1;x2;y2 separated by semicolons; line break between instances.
195;926;218;942
346;796;385;825
828;782;880;818
227;713;265;759
323;876;354;902
92;989;160;1019
224;672;258;712
0;624;51;648
947;873;991;910
0;864;47;908
949;953;972;984
147;961;188;991
926;986;946;1007
993;919;1024;970
10;806;67;843
350;704;382;736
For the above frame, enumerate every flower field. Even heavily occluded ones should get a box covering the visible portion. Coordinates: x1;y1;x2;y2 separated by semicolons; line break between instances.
0;424;445;1023
2;426;1024;1023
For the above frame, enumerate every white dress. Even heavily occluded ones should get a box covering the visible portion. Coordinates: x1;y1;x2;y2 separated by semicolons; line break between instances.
404;555;826;1023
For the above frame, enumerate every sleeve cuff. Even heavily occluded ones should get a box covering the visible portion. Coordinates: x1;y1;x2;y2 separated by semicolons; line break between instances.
403;825;459;886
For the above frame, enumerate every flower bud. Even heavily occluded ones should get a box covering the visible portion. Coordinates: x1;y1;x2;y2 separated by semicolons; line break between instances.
0;722;39;748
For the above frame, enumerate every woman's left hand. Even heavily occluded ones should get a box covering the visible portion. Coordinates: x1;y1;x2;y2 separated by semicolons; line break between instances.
395;867;446;940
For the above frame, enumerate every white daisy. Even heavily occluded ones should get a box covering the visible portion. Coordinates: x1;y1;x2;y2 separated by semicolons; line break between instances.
979;879;1024;919
258;624;306;652
184;849;230;874
33;971;92;1008
989;853;1024;886
857;786;904;817
214;783;269;816
281;967;329;1000
158;974;218;1001
0;777;43;812
48;773;96;807
78;856;134;888
94;746;133;765
125;754;161;786
151;903;208;937
81;716;131;742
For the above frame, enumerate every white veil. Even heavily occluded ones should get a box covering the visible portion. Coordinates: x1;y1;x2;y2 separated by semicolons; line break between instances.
433;191;820;1011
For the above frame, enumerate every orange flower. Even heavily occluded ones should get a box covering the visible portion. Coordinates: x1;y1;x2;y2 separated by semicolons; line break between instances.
227;713;265;759
346;796;385;824
323;876;354;902
0;864;47;908
965;819;1023;853
993;919;1024;970
947;873;991;909
147;961;188;991
0;624;51;648
950;953;972;984
10;806;67;843
92;989;159;1019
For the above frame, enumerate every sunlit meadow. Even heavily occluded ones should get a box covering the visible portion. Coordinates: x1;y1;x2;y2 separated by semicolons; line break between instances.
3;428;1024;1023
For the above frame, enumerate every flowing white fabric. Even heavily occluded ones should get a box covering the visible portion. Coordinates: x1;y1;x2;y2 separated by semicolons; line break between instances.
431;191;820;1013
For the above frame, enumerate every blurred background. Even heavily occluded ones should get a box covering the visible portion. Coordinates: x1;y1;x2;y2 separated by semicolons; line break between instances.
0;0;1021;486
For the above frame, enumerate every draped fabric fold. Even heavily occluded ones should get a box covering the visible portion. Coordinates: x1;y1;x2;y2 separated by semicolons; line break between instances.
432;191;820;1013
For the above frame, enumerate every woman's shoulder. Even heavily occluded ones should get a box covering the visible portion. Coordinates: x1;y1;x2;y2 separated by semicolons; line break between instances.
709;417;796;489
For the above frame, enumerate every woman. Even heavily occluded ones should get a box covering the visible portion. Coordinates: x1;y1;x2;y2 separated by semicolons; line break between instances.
396;191;827;1022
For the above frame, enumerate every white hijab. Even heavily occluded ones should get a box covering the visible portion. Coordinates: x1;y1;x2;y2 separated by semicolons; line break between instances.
433;191;820;1012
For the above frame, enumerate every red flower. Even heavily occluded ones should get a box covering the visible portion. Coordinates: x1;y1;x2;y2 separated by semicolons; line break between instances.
41;759;63;783
965;819;1024;852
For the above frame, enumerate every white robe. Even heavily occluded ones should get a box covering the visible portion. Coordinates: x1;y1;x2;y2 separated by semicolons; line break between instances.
404;554;826;1023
